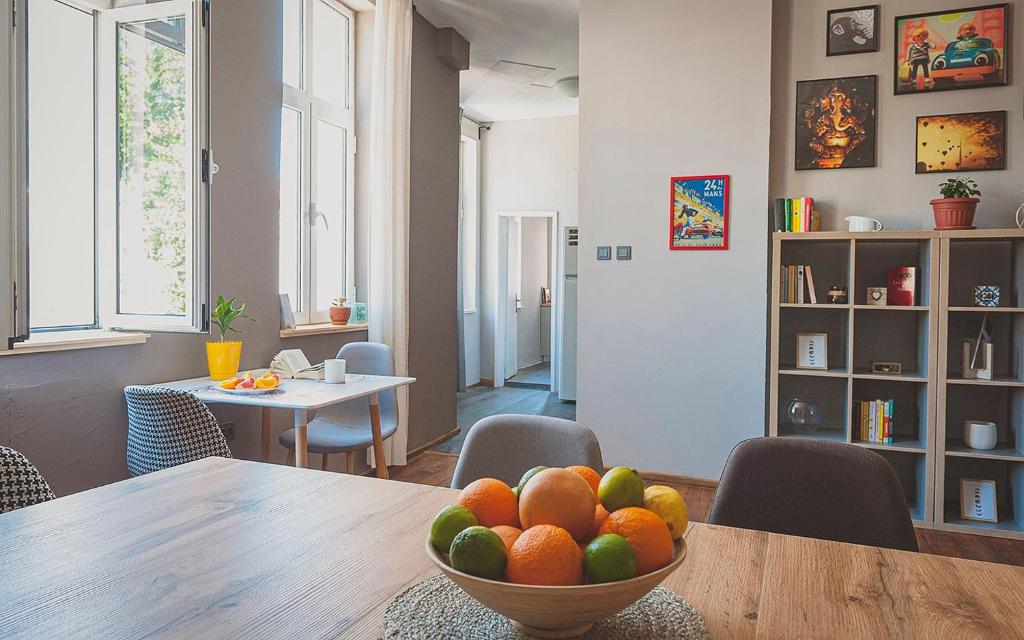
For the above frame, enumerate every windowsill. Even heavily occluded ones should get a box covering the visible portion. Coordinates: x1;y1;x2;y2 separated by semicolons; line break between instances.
0;329;150;357
279;322;369;338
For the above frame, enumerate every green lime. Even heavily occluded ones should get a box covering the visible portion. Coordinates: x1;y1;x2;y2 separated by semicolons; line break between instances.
430;504;478;553
450;526;507;580
516;465;548;493
511;485;521;500
585;534;638;583
598;466;645;512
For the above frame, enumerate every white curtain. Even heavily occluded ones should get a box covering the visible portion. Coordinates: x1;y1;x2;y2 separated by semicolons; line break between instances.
367;0;413;468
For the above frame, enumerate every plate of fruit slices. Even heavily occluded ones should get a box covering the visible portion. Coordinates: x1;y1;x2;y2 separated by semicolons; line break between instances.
218;372;282;394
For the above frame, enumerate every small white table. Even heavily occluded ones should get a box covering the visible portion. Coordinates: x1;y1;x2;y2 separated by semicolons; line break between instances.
157;371;415;478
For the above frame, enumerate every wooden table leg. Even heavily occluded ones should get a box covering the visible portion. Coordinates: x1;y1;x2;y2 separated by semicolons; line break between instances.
260;407;272;463
293;409;309;468
369;392;388;479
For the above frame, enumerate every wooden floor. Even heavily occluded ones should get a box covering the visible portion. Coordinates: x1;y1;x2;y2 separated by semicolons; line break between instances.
391;450;1024;568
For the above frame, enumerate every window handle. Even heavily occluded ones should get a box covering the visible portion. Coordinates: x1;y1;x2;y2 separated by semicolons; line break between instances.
309;203;330;231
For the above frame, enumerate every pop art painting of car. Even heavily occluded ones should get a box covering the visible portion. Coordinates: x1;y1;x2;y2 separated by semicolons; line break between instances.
931;37;1001;85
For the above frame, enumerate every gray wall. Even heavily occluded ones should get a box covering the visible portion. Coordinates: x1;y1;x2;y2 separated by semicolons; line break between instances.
576;0;772;480
1;1;462;495
408;10;460;447
770;0;1024;230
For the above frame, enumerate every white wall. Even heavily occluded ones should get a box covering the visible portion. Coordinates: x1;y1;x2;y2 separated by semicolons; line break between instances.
770;0;1024;230
480;115;578;381
577;0;773;480
517;216;550;369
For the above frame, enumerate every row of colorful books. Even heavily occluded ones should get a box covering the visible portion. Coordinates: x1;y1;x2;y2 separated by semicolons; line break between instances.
772;197;820;233
780;264;818;304
859;399;894;444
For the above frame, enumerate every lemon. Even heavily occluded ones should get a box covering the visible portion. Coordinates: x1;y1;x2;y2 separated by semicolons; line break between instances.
643;485;689;540
449;526;507;580
598;466;645;512
516;465;548;493
584;534;638;583
429;504;478;553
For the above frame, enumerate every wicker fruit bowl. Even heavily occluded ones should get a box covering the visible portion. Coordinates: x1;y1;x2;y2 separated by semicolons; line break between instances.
425;538;686;639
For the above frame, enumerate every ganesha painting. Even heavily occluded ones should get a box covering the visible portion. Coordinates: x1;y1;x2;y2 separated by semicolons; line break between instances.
795;75;877;171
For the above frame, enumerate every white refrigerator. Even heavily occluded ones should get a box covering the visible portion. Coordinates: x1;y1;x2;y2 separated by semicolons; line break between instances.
559;226;578;401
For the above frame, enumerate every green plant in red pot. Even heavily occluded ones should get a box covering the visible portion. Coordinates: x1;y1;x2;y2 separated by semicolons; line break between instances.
206;295;256;381
931;177;981;230
329;297;352;326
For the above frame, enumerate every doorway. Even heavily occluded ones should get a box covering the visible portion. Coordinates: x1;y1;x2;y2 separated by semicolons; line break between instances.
496;211;559;392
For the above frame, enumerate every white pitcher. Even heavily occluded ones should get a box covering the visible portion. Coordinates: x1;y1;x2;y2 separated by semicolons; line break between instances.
845;216;884;232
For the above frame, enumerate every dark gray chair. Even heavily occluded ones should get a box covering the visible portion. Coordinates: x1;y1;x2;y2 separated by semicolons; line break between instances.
278;342;398;473
124;386;232;476
451;415;604;490
708;437;918;552
0;446;55;514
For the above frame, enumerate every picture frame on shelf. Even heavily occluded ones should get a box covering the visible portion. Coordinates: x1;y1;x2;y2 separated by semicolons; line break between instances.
795;75;877;170
894;4;1008;95
796;332;829;370
960;478;998;523
915;111;1006;174
827;5;880;56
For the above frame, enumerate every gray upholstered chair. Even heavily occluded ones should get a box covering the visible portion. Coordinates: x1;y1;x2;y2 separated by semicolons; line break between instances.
278;342;398;473
708;437;918;552
0;445;55;514
451;415;604;490
124;386;232;476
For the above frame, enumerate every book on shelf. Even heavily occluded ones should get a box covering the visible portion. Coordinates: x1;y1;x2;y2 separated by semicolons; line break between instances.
859;399;894;444
773;197;819;233
780;264;818;304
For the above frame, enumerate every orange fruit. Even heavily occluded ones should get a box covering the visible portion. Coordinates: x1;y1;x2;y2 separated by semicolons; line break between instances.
457;478;520;528
519;468;596;541
598;507;673;575
507;524;584;586
592;503;611;537
491;525;523;553
566;465;602;499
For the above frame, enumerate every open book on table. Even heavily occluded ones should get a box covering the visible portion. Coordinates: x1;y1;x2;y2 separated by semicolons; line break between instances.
270;349;325;380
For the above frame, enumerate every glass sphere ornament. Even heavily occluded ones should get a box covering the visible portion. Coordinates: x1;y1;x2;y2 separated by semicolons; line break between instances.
784;397;821;434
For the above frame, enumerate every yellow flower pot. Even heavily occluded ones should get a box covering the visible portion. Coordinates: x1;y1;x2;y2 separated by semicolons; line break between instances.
206;341;242;381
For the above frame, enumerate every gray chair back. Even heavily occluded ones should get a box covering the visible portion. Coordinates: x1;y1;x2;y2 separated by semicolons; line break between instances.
124;386;232;477
313;342;397;429
708;437;918;552
0;446;55;514
451;415;604;489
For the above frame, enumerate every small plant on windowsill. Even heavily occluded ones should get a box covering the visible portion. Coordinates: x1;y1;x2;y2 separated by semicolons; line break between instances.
329;297;352;326
931;177;982;230
206;295;257;381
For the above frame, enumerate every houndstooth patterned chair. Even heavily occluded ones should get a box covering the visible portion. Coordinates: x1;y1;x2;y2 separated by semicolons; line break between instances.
0;446;55;514
124;386;232;476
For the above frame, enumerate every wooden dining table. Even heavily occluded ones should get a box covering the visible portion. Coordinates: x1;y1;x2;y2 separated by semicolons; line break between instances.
1;457;1022;639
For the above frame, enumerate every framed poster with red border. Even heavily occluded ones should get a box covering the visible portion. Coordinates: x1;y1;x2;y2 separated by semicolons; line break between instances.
669;175;730;250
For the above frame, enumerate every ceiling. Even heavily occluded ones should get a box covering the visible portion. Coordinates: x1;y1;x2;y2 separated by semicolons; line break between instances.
415;0;579;123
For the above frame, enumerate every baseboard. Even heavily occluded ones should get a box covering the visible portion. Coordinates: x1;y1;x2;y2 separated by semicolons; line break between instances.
407;426;461;459
607;466;719;489
473;378;495;388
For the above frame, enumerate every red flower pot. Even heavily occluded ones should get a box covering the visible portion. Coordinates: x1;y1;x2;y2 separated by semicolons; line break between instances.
329;306;352;325
930;198;979;230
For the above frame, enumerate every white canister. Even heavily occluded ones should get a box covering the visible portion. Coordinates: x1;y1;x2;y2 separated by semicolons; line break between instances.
963;420;997;450
324;359;347;384
845;216;884;232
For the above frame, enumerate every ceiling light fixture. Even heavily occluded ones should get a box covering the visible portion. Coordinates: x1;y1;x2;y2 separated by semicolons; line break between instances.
553;76;579;98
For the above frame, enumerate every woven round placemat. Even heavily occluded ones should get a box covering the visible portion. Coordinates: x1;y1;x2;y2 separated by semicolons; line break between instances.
383;575;709;640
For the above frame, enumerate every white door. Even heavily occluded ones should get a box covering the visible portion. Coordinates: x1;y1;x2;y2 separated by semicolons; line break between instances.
505;217;521;380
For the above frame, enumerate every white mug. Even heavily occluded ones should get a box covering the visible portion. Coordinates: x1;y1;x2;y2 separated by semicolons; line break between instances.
324;359;347;384
963;420;997;450
845;216;884;232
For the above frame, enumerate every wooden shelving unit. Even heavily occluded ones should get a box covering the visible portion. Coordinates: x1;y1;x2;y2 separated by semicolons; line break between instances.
770;230;1024;540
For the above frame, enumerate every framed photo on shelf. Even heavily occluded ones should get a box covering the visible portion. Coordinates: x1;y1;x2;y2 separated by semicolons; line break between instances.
960;478;998;523
796;332;828;370
827;5;880;56
915;111;1006;174
669;175;729;251
894;3;1008;95
795;75;877;170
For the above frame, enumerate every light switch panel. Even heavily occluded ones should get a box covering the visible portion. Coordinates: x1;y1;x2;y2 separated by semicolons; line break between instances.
616;246;632;260
596;246;612;261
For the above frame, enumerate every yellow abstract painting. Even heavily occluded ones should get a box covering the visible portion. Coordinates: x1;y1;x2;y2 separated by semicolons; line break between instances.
916;111;1005;174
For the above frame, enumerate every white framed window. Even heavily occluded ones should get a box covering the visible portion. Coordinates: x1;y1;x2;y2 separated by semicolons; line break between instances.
5;0;211;341
280;0;356;326
459;131;480;313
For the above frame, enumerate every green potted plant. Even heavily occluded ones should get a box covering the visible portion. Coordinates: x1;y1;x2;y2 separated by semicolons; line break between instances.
931;177;981;230
329;296;352;326
206;295;256;381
